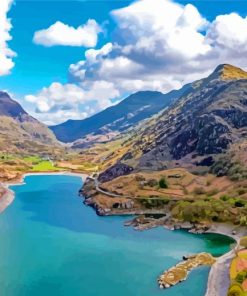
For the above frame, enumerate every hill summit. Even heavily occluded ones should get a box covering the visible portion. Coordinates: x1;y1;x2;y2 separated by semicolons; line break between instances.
0;91;59;154
96;63;247;179
213;64;247;81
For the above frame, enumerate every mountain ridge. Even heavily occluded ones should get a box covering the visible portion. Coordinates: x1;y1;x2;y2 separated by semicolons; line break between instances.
95;64;247;181
0;91;60;155
50;84;192;143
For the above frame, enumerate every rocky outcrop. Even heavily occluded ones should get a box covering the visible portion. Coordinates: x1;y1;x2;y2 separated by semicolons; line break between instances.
98;163;134;183
79;177;97;199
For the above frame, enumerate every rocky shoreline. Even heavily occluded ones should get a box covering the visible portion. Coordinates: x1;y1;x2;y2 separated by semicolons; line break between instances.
81;177;247;296
122;215;247;296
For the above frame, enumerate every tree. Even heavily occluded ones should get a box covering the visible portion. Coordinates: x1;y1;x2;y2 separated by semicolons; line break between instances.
159;177;168;189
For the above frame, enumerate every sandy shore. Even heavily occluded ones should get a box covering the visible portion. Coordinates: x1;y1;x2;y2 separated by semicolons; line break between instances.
0;171;88;213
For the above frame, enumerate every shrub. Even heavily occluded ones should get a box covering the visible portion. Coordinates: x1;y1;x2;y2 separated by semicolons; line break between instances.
228;283;244;296
139;197;170;209
237;188;246;196
239;216;247;226
147;179;158;187
193;187;206;195
206;180;212;186
135;175;146;182
220;195;231;202
235;200;245;208
235;271;247;284
159;177;168;189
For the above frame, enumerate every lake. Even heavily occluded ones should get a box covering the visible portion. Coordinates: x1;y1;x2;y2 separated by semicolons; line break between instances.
0;175;234;296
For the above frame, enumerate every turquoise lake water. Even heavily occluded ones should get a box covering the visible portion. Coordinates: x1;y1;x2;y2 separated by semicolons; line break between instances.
0;175;234;296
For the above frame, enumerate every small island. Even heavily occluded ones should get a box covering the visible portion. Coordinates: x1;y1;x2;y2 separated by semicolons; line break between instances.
158;253;216;289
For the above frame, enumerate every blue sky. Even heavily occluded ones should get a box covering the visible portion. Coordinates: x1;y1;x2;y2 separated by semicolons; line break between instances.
1;0;247;124
0;0;132;94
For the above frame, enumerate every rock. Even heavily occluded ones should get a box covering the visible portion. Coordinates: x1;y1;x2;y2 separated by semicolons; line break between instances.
98;163;134;183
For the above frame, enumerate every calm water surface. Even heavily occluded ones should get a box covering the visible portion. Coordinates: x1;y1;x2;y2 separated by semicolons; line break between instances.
0;175;234;296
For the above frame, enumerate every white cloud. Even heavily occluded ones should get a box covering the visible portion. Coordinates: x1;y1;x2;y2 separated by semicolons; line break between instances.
69;42;113;81
207;13;247;51
67;0;211;98
27;0;247;125
25;81;120;125
0;0;15;76
33;19;102;47
69;0;247;91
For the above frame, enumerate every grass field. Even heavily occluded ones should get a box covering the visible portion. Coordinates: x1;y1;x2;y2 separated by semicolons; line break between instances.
23;156;42;164
32;161;62;172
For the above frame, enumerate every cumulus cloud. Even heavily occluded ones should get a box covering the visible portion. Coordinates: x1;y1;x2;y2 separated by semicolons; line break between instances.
25;81;120;125
68;0;211;96
207;13;247;57
69;0;247;91
27;0;247;125
0;0;15;76
33;19;102;47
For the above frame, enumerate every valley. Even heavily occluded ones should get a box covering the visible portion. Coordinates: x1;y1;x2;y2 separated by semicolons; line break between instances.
1;64;247;296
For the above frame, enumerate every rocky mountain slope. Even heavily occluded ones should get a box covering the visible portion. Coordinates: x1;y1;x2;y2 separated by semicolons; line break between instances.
98;64;247;180
50;86;192;144
0;91;60;155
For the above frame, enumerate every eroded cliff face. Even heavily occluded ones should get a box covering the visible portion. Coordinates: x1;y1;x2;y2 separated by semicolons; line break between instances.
98;163;134;183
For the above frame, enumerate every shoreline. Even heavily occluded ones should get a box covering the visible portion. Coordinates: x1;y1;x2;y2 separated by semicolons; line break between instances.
1;172;245;296
204;224;245;296
0;171;88;213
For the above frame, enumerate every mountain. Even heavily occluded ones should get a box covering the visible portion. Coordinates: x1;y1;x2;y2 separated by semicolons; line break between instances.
0;91;59;154
50;85;192;144
98;64;247;180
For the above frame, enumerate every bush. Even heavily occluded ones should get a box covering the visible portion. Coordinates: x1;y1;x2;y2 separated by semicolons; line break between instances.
211;157;247;181
239;216;247;226
171;199;233;223
237;188;246;196
139;197;170;209
235;200;245;208
147;179;158;187
206;180;212;186
193;187;206;195
228;283;244;296
235;271;247;284
220;195;231;202
159;177;168;189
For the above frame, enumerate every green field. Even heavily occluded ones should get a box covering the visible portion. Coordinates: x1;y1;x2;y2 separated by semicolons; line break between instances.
23;156;42;164
32;161;62;172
